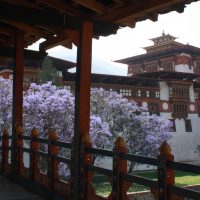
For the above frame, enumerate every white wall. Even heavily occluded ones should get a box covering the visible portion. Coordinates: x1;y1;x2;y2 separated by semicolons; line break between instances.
159;81;169;100
168;115;200;163
189;85;195;102
175;64;194;73
160;112;171;118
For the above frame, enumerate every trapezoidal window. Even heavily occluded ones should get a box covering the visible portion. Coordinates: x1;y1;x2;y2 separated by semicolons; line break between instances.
185;119;192;132
119;89;131;97
169;119;176;132
172;102;188;118
161;60;173;71
171;86;189;98
197;105;200;117
148;103;160;116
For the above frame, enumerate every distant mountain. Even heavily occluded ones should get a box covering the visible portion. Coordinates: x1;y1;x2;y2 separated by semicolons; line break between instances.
48;50;127;76
28;41;127;76
91;57;127;76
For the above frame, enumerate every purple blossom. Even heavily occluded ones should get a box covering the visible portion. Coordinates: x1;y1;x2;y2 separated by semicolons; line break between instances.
0;80;172;160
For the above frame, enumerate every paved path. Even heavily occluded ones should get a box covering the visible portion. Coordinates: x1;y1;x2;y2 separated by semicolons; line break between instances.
0;175;47;200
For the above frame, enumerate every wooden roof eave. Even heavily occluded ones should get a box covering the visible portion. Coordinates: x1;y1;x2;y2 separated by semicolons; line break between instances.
115;46;200;65
0;46;47;59
62;72;159;87
134;71;200;81
0;2;119;36
0;0;198;49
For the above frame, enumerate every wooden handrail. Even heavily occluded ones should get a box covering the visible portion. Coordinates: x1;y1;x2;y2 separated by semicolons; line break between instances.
2;128;9;174
0;128;200;200
16;125;24;176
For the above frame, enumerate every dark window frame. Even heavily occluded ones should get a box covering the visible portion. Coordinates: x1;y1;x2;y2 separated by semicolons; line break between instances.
185;119;192;132
172;102;188;118
148;103;160;116
169;119;176;132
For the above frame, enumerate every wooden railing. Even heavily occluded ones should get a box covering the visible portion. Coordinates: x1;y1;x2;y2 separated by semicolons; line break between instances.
0;125;200;200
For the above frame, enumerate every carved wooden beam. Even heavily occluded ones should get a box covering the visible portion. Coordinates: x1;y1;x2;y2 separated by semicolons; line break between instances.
0;20;51;39
73;0;108;14
7;0;43;10
0;27;15;36
0;2;119;36
39;0;88;17
0;46;47;59
39;32;72;51
101;0;186;25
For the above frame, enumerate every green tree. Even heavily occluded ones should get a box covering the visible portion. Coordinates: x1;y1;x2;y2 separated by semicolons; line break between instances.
38;57;60;85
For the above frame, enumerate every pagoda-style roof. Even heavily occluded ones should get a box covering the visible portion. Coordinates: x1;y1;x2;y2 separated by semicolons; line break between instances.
63;72;159;87
0;52;75;72
0;0;198;49
151;32;176;41
134;70;199;81
116;44;200;65
149;32;177;46
48;57;75;71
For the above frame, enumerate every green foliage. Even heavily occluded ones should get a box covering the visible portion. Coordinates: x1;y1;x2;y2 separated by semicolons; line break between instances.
93;171;200;195
38;57;60;85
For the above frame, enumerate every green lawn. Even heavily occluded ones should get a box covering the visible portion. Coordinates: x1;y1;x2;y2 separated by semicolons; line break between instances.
93;170;200;196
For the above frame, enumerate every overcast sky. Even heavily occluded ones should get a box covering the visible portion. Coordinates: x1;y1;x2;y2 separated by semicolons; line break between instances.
29;1;200;76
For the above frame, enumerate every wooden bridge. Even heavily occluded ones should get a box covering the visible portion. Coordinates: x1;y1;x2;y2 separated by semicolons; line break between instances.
0;175;47;200
0;127;200;200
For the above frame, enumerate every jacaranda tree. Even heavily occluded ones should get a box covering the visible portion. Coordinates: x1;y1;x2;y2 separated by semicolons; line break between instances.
90;88;172;171
0;78;13;132
0;79;172;172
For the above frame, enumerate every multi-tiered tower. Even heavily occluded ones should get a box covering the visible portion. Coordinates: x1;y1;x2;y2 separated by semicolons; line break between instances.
115;33;200;163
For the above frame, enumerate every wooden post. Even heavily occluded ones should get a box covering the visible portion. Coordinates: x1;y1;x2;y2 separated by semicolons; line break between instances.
82;135;95;200
152;142;180;200
71;21;93;200
30;127;39;182
16;125;24;176
12;29;24;127
11;29;24;175
2;129;9;174
48;130;59;191
109;137;131;200
159;142;175;200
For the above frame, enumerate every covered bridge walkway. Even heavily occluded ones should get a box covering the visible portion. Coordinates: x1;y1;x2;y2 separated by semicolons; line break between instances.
0;175;47;200
0;1;199;200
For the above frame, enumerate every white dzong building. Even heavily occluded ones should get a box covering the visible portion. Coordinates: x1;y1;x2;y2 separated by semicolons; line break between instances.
115;33;200;163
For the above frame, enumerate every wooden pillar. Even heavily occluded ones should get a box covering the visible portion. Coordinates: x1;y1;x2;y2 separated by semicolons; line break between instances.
11;29;24;175
13;29;24;126
71;21;93;200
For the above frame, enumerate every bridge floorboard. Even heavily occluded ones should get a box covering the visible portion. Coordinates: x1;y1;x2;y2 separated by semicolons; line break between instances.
0;175;48;200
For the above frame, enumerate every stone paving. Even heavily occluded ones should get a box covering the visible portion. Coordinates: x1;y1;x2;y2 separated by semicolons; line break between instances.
0;175;47;200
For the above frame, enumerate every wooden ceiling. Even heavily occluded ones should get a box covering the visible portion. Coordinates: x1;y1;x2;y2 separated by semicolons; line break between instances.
0;0;198;50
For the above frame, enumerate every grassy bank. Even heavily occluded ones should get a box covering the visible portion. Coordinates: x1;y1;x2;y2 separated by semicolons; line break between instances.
93;170;200;196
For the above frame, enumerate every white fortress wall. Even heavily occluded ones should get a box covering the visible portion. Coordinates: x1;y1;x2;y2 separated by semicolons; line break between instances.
159;81;169;100
189;84;195;102
175;64;194;73
167;115;200;163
